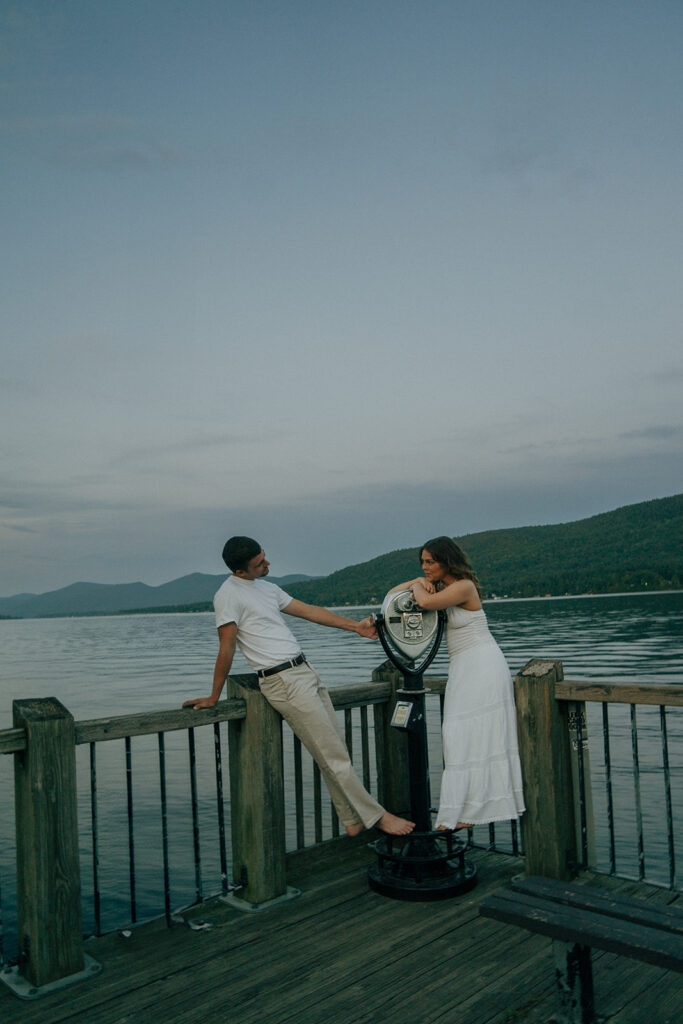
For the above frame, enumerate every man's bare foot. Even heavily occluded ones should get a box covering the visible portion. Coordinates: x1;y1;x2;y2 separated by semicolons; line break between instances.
377;812;415;835
345;822;364;837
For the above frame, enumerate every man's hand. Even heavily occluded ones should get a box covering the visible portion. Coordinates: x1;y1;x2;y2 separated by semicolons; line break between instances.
356;616;378;639
182;696;218;710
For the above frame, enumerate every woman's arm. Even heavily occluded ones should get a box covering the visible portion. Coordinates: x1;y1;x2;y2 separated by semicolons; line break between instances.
411;578;480;611
386;578;435;595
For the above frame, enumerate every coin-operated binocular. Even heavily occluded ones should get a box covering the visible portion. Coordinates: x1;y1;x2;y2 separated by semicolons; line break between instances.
376;590;444;743
368;589;477;901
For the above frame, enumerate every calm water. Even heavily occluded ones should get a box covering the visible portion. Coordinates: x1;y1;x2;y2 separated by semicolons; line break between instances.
1;591;682;947
2;590;682;727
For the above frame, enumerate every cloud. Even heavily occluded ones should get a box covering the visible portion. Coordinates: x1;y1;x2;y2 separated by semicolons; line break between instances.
2;112;179;171
650;368;683;383
619;425;683;441
0;2;64;67
110;431;277;467
2;453;681;597
499;435;605;457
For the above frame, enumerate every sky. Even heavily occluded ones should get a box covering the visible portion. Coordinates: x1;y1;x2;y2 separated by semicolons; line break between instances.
1;1;682;597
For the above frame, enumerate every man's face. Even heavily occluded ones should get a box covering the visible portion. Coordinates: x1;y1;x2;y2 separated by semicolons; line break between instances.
238;549;270;580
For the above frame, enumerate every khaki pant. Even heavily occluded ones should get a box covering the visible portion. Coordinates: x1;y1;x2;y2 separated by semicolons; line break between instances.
258;661;384;830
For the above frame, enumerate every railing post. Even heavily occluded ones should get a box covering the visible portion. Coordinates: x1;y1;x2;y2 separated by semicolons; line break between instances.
13;698;84;988
514;659;578;880
225;674;287;905
371;661;411;817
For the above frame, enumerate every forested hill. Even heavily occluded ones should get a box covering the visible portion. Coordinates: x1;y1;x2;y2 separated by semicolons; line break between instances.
285;494;683;605
1;495;680;618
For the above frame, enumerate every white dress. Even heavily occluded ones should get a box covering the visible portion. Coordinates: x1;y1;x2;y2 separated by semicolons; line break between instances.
436;605;525;829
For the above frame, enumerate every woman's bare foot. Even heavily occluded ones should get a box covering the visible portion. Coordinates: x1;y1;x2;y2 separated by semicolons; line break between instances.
377;812;415;835
345;822;364;837
455;822;472;831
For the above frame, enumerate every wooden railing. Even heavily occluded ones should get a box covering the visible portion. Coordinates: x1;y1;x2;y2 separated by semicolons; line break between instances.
1;657;680;997
515;659;682;887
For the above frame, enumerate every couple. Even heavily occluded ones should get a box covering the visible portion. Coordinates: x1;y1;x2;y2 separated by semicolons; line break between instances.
183;535;524;837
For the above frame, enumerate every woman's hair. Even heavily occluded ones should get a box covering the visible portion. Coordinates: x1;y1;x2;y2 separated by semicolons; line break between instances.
420;536;480;590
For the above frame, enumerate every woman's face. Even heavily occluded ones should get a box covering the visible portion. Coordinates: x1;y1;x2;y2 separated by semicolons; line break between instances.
420;549;448;583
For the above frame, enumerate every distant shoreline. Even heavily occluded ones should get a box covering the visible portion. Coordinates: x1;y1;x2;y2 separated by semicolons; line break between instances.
1;588;681;622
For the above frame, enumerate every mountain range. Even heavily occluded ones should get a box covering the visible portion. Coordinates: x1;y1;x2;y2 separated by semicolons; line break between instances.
286;493;682;604
0;574;310;619
1;493;681;618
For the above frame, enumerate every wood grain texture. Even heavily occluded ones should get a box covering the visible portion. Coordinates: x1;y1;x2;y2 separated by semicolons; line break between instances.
515;659;578;880
1;849;677;1024
226;674;287;905
556;680;683;706
13;698;84;988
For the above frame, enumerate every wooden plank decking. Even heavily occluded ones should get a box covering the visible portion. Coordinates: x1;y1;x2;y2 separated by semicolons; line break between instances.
2;844;680;1024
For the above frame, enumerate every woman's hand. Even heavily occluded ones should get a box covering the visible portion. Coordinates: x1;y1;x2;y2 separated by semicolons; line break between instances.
412;577;436;594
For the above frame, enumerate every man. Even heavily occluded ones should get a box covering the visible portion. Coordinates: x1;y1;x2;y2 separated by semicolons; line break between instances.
183;536;414;837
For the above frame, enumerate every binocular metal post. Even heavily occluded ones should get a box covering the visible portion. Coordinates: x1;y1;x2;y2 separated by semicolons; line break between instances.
367;591;477;901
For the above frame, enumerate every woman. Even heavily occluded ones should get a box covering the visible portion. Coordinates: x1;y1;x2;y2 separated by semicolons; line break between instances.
389;536;525;832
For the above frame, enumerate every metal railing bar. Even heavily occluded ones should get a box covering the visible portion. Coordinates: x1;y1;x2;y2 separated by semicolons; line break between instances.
630;704;645;881
573;702;589;868
293;736;305;850
213;722;228;896
124;735;137;923
158;733;171;927
511;818;520;857
0;871;5;968
659;707;677;890
188;727;203;903
313;763;323;844
360;705;371;791
601;703;617;876
344;709;353;759
89;742;101;936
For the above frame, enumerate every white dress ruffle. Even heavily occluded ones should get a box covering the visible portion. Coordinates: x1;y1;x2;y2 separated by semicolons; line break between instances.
436;606;525;829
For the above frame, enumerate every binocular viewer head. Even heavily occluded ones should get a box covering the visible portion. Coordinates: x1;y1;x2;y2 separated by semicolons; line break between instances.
375;588;442;663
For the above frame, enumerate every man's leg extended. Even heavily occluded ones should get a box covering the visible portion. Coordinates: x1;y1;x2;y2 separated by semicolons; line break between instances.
259;662;384;830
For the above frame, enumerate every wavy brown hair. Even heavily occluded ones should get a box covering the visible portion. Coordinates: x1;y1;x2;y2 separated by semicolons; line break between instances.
420;536;480;591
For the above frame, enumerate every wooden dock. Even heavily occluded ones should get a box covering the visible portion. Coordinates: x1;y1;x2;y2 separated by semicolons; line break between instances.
2;842;680;1024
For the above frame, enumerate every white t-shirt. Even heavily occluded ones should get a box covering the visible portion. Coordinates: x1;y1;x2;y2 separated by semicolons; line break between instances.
213;575;301;670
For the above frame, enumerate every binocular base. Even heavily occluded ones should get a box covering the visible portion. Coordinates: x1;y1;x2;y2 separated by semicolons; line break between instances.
368;830;478;901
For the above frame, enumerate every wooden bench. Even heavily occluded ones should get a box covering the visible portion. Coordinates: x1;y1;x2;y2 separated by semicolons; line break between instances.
479;875;683;1024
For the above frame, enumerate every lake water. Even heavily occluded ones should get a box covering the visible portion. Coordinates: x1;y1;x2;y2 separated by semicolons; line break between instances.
2;590;682;727
1;590;682;947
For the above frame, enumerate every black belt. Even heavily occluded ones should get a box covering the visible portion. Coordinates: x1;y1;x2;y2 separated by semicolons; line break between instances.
257;653;306;678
